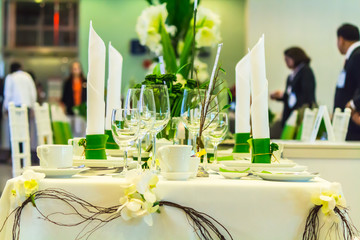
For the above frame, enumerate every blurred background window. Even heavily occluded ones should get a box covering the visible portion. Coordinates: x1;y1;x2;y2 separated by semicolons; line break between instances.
4;1;78;48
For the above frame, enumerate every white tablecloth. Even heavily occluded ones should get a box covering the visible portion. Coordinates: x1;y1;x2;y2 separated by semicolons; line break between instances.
0;174;339;240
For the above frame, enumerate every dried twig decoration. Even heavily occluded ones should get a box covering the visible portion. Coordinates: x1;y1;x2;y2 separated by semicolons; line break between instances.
1;188;233;240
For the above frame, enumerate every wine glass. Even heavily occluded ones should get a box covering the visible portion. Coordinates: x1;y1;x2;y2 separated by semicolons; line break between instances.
125;88;156;170
142;84;170;171
206;112;228;163
180;89;218;152
111;108;140;176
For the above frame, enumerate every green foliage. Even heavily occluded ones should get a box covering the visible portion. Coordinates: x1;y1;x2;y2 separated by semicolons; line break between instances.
270;142;279;154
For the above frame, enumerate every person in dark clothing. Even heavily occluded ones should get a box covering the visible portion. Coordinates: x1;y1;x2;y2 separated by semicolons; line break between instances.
334;23;360;140
61;61;87;115
270;47;316;127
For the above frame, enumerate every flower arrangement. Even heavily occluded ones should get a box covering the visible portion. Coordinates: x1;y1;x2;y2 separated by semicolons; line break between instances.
303;188;358;240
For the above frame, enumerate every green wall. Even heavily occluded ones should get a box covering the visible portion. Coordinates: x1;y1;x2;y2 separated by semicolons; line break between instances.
79;0;247;96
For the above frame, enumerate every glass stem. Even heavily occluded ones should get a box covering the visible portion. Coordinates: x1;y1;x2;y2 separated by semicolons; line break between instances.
137;138;142;170
193;132;197;153
124;149;128;173
152;133;157;172
214;144;218;164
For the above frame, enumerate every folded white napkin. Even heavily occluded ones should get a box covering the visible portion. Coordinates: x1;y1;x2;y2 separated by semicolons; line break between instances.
250;35;270;139
105;42;123;130
86;21;106;135
235;53;250;133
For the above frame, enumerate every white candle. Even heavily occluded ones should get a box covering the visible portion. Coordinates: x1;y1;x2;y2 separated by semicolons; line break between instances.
86;21;106;135
159;56;165;74
250;35;269;139
194;0;198;11
205;43;223;107
105;42;123;130
235;52;250;133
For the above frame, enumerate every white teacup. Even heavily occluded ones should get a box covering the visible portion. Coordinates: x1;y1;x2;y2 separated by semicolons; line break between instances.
37;145;73;169
158;145;192;172
68;138;85;157
155;138;173;161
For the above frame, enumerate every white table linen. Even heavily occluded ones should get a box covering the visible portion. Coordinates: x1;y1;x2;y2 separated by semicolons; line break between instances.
0;175;339;240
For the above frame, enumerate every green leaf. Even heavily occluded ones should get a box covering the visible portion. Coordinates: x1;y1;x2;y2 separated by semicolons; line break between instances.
227;88;233;102
220;67;226;74
30;194;36;207
261;170;272;174
176;63;191;74
153;64;161;75
160;21;178;73
221;104;231;111
179;28;194;78
270;142;279;153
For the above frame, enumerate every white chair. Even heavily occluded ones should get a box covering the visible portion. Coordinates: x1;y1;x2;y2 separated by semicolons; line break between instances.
8;102;32;177
34;102;53;145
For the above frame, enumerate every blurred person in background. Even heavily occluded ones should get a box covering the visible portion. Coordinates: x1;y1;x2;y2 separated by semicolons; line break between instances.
335;23;360;140
3;62;37;110
270;47;316;127
61;61;87;115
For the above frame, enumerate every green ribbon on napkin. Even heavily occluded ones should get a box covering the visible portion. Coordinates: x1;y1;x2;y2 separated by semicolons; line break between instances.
85;134;108;159
63;122;73;142
249;138;271;164
105;130;119;149
295;123;303;140
210;155;234;162
232;133;251;153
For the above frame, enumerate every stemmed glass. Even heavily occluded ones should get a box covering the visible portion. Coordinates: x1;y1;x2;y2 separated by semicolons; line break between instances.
125;88;156;170
206;112;228;163
142;84;170;171
180;89;218;152
111;109;140;176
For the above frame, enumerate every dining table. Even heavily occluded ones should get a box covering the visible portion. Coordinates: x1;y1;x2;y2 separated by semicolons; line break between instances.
0;171;342;240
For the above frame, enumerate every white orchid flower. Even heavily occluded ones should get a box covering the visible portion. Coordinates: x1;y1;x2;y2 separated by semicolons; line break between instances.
11;170;45;206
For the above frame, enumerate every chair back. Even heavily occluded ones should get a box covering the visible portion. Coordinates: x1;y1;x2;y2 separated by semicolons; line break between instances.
8;102;32;177
34;102;53;145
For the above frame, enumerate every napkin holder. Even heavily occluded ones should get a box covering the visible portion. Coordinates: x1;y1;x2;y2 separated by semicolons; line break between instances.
233;133;250;153
85;134;108;159
105;130;119;149
250;138;271;163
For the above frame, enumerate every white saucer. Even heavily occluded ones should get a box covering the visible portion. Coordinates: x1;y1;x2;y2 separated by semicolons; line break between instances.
219;172;249;179
161;172;194;181
73;157;136;168
255;172;317;182
221;160;296;168
29;166;89;178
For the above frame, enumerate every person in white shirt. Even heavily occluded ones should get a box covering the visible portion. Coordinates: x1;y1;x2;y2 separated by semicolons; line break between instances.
3;62;37;110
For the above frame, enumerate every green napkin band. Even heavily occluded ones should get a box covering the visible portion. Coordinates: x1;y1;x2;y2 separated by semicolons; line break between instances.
249;138;271;164
85;134;108;159
280;125;296;140
105;130;119;149
233;133;251;153
210;155;234;162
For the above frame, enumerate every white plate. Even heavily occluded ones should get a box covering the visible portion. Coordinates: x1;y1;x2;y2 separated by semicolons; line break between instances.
255;172;317;182
219;172;249;179
29;166;89;178
221;160;296;168
161;172;194;181
73;157;136;168
207;163;222;172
